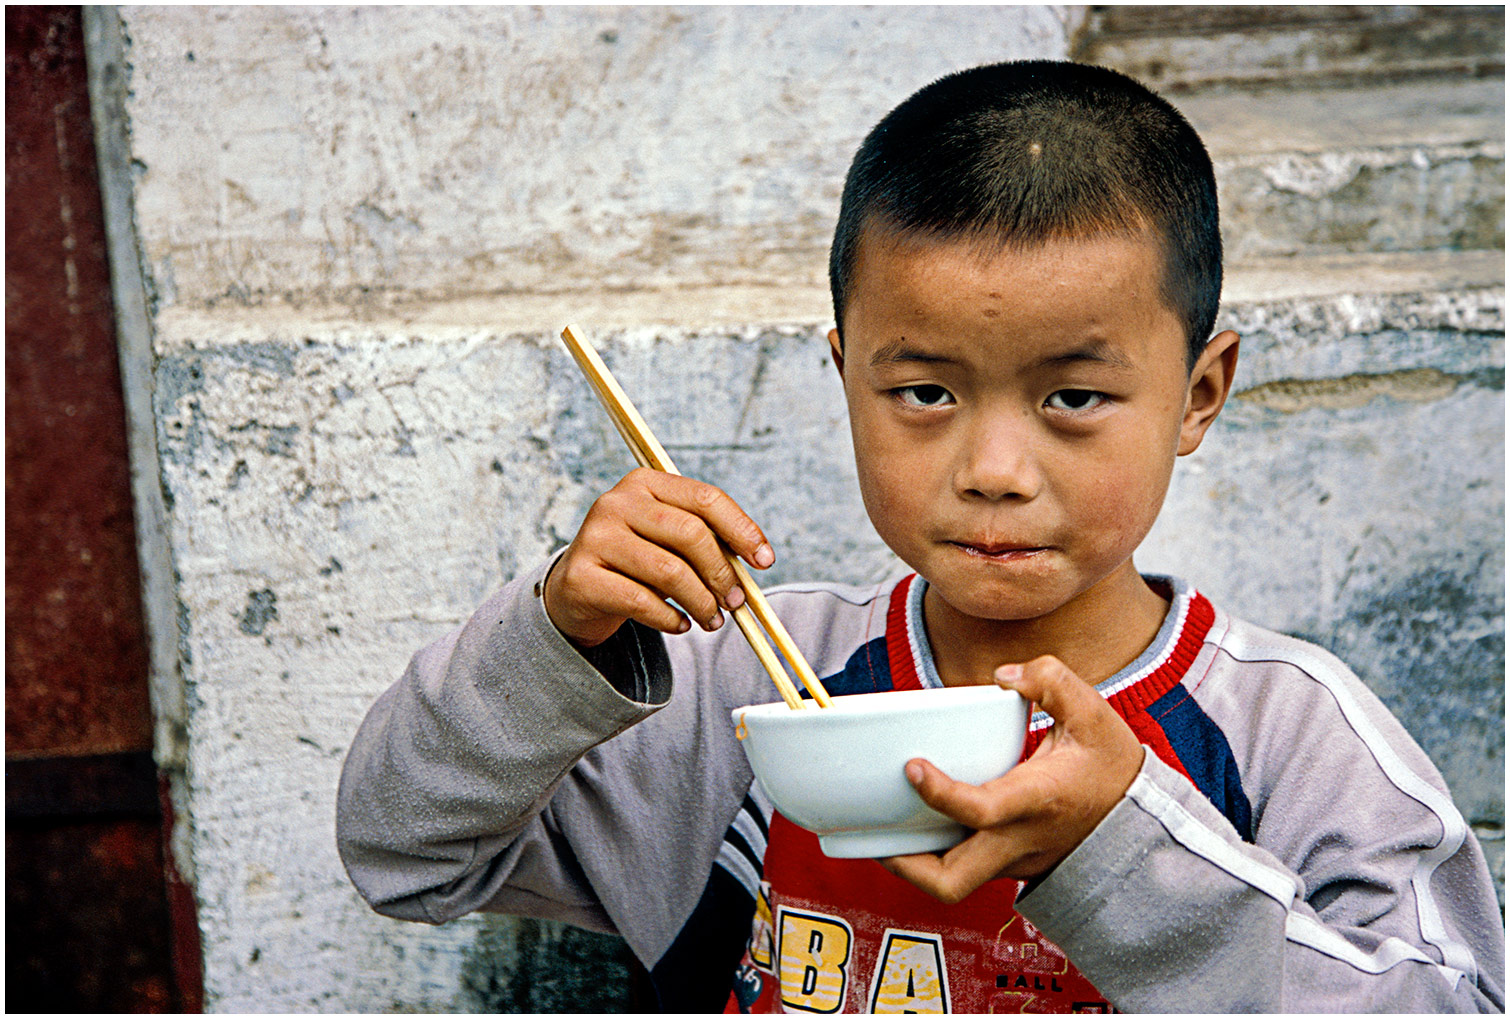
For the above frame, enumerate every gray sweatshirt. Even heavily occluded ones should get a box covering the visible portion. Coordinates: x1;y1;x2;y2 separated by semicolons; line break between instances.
337;559;1505;1012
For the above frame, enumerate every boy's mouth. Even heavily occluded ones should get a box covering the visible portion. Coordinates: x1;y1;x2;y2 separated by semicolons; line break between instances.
949;540;1048;561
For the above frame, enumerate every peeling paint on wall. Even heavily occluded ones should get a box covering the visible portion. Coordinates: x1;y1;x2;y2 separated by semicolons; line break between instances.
1234;365;1503;412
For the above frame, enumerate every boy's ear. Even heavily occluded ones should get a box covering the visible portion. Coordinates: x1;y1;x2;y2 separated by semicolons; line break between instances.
1178;330;1240;457
827;328;845;378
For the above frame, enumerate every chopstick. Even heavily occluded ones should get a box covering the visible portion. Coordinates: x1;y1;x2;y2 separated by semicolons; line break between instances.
559;324;834;710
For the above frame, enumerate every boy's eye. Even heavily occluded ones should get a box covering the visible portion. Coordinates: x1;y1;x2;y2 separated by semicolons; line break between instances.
895;384;955;408
1045;389;1107;412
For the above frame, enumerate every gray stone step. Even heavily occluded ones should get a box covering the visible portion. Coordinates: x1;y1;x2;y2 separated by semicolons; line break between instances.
151;250;1502;341
1222;247;1503;306
1219;250;1502;395
1076;5;1504;93
1088;4;1485;37
1179;78;1506;260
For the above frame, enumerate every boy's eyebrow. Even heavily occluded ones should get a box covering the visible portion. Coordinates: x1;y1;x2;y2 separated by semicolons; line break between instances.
869;338;1137;371
1037;340;1136;370
868;340;957;369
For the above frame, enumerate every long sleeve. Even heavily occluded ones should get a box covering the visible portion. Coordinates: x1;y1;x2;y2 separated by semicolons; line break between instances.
1016;623;1505;1013
335;558;868;967
335;556;674;933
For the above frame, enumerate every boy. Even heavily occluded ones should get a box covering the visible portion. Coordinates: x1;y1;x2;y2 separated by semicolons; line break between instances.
337;62;1504;1012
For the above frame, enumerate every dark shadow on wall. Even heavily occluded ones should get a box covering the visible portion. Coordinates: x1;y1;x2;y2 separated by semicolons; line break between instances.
459;914;653;1012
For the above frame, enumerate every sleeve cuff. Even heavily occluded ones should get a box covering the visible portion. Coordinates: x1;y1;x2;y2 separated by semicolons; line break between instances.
1015;745;1164;939
523;550;673;708
449;555;673;762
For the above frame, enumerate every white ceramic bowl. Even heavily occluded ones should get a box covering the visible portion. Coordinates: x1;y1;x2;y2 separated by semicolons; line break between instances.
732;685;1029;858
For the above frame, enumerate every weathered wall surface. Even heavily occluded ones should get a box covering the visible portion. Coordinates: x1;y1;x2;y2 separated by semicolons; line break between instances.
121;4;1077;306
91;4;1503;1012
97;5;1103;1011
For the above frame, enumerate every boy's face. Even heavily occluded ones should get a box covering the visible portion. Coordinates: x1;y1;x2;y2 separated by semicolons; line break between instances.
830;229;1235;628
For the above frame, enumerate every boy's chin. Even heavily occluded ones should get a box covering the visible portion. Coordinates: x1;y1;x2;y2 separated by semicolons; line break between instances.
924;576;1079;625
922;555;1153;628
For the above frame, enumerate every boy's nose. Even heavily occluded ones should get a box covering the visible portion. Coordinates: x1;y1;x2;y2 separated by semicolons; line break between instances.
954;412;1043;502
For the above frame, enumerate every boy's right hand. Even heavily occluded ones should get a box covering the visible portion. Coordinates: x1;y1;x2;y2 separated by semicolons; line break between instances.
542;468;775;648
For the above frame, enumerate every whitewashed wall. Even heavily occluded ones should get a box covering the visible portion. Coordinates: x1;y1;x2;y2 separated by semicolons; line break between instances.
92;6;1104;1011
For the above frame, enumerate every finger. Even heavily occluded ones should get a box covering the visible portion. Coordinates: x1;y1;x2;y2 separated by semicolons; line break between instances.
879;851;957;902
635;471;774;570
995;656;1109;732
905;758;1032;830
576;568;691;637
625;501;745;612
933;832;1025;900
595;536;726;631
996;658;1144;796
882;833;1016;905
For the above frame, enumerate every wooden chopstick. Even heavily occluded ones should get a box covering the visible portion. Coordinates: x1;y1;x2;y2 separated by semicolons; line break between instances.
587;385;827;712
559;324;833;710
571;377;810;712
591;404;809;714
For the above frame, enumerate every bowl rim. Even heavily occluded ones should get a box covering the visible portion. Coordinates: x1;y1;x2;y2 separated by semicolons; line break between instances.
732;684;1025;726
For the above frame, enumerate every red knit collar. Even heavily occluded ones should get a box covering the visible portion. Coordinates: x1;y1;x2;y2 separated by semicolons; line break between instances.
882;573;1216;727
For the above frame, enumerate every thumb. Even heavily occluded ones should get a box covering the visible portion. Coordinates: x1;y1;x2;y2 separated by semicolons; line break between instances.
995;655;1105;730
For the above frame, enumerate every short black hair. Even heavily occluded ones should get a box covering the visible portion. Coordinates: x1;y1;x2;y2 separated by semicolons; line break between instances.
829;60;1221;368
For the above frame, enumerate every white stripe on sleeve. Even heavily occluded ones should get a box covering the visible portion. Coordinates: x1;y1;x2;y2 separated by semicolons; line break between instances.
714;841;761;901
1219;632;1476;985
1127;770;1303;906
1128;771;1467;987
1285;912;1463;986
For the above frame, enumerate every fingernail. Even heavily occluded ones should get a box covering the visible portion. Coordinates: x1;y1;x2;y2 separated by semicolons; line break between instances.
995;664;1022;687
725;586;745;610
676;618;691;634
905;761;923;785
753;544;774;568
707;611;724;631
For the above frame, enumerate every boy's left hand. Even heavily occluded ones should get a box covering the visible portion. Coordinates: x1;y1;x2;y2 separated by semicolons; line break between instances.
880;656;1144;904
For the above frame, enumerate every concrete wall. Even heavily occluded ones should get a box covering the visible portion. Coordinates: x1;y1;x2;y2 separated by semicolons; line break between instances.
92;5;1098;1011
89;5;1504;1012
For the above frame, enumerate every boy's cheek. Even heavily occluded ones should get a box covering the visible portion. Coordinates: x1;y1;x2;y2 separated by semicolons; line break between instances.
855;470;925;549
850;422;929;508
1077;442;1175;526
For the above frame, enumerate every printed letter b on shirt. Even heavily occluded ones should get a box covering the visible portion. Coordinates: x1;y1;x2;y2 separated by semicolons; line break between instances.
869;928;950;1014
776;907;853;1013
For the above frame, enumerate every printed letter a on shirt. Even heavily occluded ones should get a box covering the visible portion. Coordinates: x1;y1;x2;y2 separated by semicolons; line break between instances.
776;907;853;1013
869;929;950;1014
